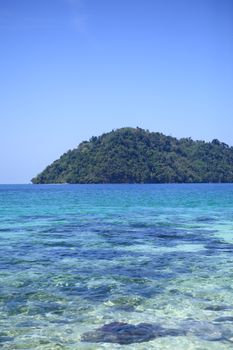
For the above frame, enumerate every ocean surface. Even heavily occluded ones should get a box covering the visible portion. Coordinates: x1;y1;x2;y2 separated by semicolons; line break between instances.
1;184;233;349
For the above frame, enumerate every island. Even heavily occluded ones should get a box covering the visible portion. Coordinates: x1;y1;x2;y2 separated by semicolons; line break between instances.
32;127;233;184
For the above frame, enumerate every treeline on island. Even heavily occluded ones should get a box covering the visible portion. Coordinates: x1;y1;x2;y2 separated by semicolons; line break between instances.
32;127;233;184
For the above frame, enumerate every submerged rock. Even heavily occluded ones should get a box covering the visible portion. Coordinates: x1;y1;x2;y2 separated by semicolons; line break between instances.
0;335;14;343
181;320;225;342
81;321;185;344
204;305;229;311
214;316;233;323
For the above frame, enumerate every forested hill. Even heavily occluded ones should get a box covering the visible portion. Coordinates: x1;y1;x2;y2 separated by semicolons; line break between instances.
32;127;233;184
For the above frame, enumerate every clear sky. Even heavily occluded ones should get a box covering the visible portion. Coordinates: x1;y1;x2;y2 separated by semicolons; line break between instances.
0;0;232;183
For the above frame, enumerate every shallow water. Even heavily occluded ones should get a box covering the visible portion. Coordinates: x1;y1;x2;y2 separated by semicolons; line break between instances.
0;184;233;349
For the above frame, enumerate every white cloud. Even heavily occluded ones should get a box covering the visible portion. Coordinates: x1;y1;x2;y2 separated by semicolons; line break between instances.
64;0;88;34
64;0;83;7
71;13;87;33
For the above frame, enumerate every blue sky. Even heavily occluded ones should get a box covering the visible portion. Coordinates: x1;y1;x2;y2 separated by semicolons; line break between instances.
0;0;232;183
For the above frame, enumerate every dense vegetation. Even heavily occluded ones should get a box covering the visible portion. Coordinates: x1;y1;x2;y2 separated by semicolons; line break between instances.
32;127;233;184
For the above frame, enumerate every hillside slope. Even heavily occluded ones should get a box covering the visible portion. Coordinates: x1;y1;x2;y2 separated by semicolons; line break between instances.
32;127;233;183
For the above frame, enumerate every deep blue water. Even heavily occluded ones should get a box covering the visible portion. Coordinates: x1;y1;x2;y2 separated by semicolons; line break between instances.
0;184;233;349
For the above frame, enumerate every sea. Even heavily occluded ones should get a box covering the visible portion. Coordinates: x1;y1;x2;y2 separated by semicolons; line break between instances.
0;184;233;349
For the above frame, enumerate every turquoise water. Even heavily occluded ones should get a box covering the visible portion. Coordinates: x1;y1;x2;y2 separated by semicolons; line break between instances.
1;184;233;349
